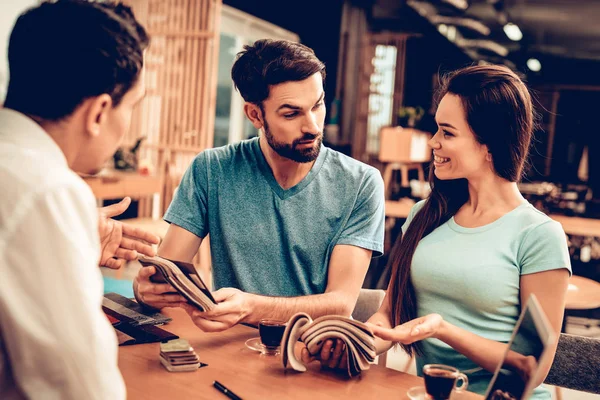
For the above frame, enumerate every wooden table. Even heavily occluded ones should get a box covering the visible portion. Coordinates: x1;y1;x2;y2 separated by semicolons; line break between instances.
119;308;481;400
83;171;162;199
385;199;416;219
385;199;600;238
566;275;600;310
550;214;600;237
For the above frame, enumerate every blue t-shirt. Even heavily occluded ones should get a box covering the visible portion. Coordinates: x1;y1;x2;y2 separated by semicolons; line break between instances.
402;200;571;398
164;138;385;296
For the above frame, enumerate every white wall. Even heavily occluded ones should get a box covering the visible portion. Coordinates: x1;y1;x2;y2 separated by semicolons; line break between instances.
1;1;37;103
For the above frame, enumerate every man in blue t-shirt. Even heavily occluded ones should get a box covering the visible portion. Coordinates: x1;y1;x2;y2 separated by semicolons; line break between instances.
133;39;385;332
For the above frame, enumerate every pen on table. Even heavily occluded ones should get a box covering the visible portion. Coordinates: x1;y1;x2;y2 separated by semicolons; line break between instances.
213;380;243;400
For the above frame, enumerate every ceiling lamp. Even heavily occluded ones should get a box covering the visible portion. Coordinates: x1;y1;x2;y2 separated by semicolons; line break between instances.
527;58;542;72
441;0;469;10
503;22;523;41
431;15;490;36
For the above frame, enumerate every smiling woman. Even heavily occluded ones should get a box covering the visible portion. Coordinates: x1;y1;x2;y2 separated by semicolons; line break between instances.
429;93;491;180
388;65;538;348
345;65;572;398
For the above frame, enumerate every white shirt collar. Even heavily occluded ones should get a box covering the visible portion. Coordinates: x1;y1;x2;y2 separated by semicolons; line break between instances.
0;107;69;168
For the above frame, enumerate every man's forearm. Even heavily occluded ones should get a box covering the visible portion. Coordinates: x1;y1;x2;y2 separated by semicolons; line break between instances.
244;292;355;325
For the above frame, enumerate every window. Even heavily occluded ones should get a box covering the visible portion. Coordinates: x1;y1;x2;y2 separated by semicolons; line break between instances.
366;45;397;154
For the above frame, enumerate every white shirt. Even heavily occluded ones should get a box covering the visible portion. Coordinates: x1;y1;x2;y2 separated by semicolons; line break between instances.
0;108;125;399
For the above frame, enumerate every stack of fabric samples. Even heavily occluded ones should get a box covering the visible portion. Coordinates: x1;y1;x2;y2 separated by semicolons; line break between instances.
159;338;201;372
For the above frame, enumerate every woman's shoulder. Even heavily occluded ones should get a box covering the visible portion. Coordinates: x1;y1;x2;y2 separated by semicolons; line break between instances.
407;199;428;221
508;203;568;254
513;204;571;274
509;203;562;233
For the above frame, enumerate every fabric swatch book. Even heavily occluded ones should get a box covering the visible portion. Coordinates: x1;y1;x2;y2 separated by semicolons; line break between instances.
138;255;217;311
103;292;172;326
281;312;376;377
138;255;217;312
102;304;178;346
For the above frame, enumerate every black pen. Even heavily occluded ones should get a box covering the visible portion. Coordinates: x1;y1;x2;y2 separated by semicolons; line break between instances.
213;380;243;400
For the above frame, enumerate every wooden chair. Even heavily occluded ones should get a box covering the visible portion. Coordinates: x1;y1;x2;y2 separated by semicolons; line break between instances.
379;126;429;252
352;289;386;324
352;289;388;366
351;288;415;372
378;126;430;198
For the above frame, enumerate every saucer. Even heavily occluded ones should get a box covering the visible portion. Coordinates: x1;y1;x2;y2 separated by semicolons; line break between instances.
407;386;428;400
407;386;468;400
245;337;264;352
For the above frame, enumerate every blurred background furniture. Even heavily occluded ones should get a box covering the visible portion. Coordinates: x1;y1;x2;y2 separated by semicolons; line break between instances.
551;215;600;238
379;126;430;196
379;126;430;248
83;171;163;218
545;333;600;398
553;275;600;400
565;275;600;312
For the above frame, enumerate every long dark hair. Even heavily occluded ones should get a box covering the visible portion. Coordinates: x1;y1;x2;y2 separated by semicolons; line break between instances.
387;65;534;355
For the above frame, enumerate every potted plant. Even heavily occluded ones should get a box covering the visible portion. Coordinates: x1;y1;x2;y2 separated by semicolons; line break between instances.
397;106;425;128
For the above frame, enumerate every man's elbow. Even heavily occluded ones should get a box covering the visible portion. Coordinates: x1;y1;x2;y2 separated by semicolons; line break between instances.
332;293;356;317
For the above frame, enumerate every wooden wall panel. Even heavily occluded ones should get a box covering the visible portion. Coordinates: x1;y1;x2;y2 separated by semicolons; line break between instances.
123;0;220;208
124;0;221;274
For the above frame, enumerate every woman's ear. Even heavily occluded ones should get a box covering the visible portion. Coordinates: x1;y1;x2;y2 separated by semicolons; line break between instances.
85;94;112;137
486;151;493;162
244;103;264;130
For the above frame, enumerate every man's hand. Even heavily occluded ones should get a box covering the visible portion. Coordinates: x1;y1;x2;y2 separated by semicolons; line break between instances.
366;313;444;344
98;197;160;269
180;288;252;332
133;266;186;309
298;339;349;372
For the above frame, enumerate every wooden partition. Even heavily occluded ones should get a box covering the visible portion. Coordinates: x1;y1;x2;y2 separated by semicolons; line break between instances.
124;0;220;211
123;0;222;275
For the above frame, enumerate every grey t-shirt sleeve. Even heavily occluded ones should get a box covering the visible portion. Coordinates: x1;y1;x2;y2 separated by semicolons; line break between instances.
336;168;385;257
518;219;572;276
163;152;209;238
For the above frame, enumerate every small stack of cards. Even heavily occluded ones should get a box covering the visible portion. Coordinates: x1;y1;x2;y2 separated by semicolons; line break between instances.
159;338;200;372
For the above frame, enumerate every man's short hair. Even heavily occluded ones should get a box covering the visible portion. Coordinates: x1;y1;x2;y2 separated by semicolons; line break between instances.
5;0;149;121
231;39;326;104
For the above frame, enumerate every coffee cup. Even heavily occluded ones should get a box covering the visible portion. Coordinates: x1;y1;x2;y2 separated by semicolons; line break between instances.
423;364;468;400
258;319;286;355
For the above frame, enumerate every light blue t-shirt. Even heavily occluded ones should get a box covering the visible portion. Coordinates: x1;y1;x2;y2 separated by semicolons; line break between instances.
402;200;571;398
164;138;385;296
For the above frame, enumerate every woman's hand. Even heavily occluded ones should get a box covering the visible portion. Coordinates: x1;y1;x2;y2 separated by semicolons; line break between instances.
366;313;444;344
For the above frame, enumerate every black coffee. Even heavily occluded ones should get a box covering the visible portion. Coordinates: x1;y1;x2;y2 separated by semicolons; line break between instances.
258;321;286;348
424;369;457;400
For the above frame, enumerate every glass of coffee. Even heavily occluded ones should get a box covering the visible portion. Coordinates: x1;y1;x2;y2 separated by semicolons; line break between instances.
258;319;286;356
423;364;468;400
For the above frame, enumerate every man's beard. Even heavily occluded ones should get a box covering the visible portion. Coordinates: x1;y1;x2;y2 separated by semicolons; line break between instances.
263;119;322;163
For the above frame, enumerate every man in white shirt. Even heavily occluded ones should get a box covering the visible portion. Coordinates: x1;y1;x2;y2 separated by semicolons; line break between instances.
0;1;149;398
